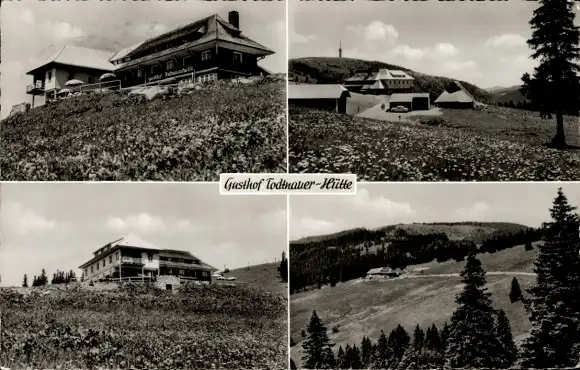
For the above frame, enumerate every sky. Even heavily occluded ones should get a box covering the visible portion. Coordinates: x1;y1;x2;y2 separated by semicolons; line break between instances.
289;183;580;241
0;0;286;118
290;0;580;89
0;183;287;287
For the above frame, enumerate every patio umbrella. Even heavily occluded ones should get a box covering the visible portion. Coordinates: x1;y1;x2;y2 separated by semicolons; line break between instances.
99;73;116;82
65;79;83;87
58;88;71;95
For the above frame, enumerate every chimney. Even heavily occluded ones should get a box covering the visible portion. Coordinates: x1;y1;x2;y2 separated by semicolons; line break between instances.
229;11;240;30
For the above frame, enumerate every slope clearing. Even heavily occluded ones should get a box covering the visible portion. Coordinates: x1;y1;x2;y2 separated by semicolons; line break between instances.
221;262;287;296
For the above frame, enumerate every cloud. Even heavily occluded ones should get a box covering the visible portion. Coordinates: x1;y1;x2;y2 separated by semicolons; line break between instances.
348;21;399;44
293;33;317;44
106;213;197;234
352;188;416;216
454;202;491;220
291;216;337;239
387;42;459;61
51;21;84;40
2;202;59;234
485;34;527;49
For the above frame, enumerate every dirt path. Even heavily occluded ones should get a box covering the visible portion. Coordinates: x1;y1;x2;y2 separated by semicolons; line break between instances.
401;271;536;279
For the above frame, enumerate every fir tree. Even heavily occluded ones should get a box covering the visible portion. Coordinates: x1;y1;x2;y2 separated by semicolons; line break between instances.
412;324;425;349
520;0;580;148
510;276;523;303
445;249;502;368
337;345;345;369
425;324;441;351
343;344;352;369
496;309;518;368
361;336;373;367
388;324;410;368
374;329;390;368
348;344;362;369
301;310;335;369
440;322;450;353
22;274;28;288
521;188;580;368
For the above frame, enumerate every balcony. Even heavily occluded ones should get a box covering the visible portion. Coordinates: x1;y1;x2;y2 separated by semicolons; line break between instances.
121;256;145;265
26;81;45;94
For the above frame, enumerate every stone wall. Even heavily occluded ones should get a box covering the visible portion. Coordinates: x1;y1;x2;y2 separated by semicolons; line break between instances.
155;275;181;292
10;102;30;116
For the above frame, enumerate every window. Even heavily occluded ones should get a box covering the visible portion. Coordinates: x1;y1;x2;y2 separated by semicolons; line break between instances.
85;269;88;276
201;50;211;61
167;60;175;70
202;271;208;277
96;263;99;271
88;76;94;84
47;71;52;81
116;252;119;260
109;256;112;264
148;253;153;262
91;266;93;273
137;69;144;78
183;56;191;67
103;260;105;267
124;57;130;62
233;52;242;62
179;269;185;275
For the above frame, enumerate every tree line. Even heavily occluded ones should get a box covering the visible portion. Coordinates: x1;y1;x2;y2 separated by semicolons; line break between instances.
298;187;580;369
290;227;541;294
21;268;77;287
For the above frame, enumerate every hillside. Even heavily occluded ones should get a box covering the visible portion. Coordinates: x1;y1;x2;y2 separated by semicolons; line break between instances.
292;222;529;246
1;79;286;181
0;282;287;369
221;262;287;296
289;57;493;103
290;243;539;368
492;85;527;105
289;221;539;294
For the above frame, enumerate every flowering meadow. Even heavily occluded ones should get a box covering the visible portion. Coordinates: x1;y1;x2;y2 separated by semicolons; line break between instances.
0;283;287;369
288;106;580;181
1;79;286;181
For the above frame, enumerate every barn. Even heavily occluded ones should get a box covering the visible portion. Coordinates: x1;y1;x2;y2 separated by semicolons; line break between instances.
387;93;431;111
366;267;406;279
434;80;477;109
288;84;350;114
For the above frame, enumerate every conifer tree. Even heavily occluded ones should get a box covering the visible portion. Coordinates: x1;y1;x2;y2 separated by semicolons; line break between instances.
22;274;28;288
388;324;410;368
348;344;362;369
509;276;523;303
412;324;425;349
374;329;389;368
496;309;518;368
520;0;580;148
445;249;502;368
361;336;373;367
343;344;352;369
425;324;441;351
302;310;335;369
440;322;450;353
521;188;580;368
337;345;345;369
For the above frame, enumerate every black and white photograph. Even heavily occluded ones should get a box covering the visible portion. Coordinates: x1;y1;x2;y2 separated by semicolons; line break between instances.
0;183;289;369
289;183;580;369
0;1;287;181
288;0;580;181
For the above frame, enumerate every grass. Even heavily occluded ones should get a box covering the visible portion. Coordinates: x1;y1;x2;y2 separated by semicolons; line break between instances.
1;79;286;181
288;105;580;181
290;244;539;367
219;262;288;296
0;282;288;369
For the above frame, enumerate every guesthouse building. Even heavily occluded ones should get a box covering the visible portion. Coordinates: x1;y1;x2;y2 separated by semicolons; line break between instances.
79;233;217;283
366;267;406;279
344;69;414;95
110;11;275;86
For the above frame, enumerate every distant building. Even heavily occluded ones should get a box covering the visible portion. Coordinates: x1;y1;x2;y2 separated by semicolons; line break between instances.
366;267;405;279
25;45;115;107
434;80;476;109
79;233;217;283
344;69;414;94
339;40;342;59
288;84;350;114
387;93;431;111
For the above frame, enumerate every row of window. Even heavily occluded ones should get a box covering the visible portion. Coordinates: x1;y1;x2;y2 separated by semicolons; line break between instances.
86;251;157;276
134;51;242;78
44;71;96;85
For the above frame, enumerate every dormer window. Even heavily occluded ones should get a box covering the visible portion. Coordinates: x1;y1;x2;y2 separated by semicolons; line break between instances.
137;69;144;78
233;52;242;62
201;50;211;61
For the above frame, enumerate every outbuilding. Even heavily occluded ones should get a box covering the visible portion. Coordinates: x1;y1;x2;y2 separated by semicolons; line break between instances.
288;84;351;114
387;93;431;111
434;80;477;109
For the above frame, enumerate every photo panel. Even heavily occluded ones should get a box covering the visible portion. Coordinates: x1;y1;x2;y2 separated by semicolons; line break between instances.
0;182;289;369
290;182;580;369
288;0;580;181
0;0;287;181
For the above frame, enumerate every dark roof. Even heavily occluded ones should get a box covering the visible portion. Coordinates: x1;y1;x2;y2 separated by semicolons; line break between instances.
113;14;273;70
434;80;476;104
